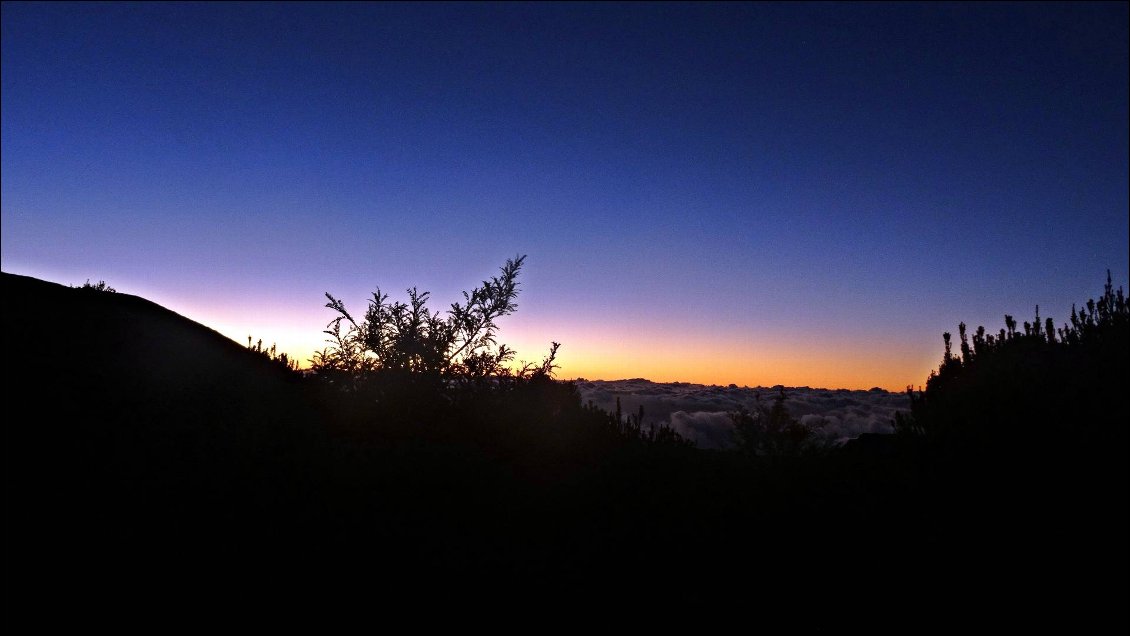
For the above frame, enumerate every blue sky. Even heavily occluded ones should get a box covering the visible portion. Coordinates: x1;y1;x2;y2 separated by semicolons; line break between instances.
3;2;1127;389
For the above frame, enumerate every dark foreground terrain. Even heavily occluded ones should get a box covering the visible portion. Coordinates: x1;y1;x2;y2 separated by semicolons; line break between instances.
4;272;1126;625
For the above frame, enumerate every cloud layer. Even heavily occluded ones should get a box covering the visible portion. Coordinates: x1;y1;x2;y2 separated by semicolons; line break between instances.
575;379;905;449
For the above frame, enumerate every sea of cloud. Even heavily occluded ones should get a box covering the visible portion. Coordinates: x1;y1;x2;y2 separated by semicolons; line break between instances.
574;379;906;449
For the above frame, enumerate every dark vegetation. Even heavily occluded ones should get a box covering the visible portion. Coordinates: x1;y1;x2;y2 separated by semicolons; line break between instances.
77;278;116;293
730;387;816;456
4;266;1126;624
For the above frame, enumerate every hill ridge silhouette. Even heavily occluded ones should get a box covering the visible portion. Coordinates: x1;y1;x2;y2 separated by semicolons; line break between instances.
4;271;330;617
2;271;302;377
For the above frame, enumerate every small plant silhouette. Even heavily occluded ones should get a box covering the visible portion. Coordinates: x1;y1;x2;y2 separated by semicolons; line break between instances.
587;397;692;446
248;336;300;373
78;279;116;293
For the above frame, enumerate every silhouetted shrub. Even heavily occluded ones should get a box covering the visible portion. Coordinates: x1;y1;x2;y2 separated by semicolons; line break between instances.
888;272;1129;604
248;336;300;374
311;255;558;389
730;387;814;456
587;397;693;447
305;256;693;448
77;279;116;293
306;257;576;431
895;271;1128;457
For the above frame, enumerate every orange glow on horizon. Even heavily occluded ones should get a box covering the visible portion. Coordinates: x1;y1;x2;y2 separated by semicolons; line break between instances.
550;347;933;392
184;300;937;393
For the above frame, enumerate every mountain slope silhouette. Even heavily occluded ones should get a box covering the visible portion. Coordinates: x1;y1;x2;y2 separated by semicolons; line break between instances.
3;272;325;618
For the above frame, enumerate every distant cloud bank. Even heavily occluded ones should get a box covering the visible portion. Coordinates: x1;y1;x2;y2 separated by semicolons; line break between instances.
574;379;905;449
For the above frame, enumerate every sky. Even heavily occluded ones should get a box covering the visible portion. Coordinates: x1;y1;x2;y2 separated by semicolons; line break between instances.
2;2;1127;390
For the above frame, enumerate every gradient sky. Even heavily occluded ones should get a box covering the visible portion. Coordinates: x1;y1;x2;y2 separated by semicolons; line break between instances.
3;2;1127;390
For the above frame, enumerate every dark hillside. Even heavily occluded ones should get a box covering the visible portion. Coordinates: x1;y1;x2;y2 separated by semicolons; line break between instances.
2;271;322;457
3;272;326;615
